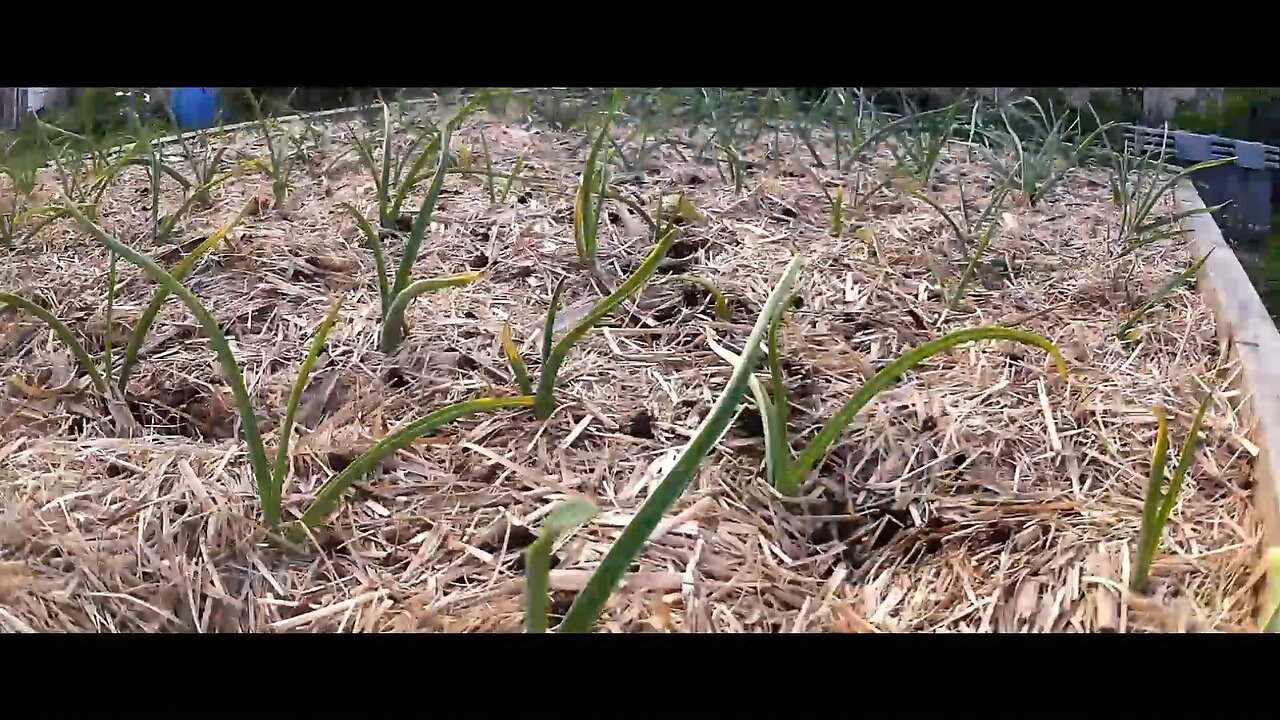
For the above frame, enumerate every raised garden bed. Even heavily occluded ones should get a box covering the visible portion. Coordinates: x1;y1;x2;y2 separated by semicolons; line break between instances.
0;91;1273;632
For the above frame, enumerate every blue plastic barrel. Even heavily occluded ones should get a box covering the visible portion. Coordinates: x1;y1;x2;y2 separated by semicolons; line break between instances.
170;88;219;129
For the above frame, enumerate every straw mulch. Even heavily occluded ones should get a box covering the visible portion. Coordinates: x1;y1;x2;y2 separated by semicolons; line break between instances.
0;103;1267;632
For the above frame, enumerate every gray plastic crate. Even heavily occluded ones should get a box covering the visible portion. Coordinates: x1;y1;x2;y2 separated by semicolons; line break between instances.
1124;125;1279;239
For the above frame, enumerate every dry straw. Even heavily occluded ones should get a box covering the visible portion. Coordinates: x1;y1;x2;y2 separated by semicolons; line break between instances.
0;88;1265;633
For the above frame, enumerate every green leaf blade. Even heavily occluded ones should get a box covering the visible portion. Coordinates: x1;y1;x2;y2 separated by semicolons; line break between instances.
525;498;598;633
501;321;533;395
292;396;535;536
271;295;344;500
535;228;675;420
379;271;483;354
558;256;805;633
1133;407;1172;591
788;326;1068;491
0;292;107;395
64;202;276;527
340;203;391;312
393;124;454;300
118;201;250;392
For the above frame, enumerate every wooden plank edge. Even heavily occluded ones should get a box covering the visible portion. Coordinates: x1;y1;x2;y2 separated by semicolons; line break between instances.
1176;179;1280;629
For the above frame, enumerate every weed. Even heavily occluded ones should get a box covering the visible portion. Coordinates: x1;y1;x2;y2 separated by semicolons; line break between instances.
830;88;882;172
153;174;234;244
380;271;483;353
